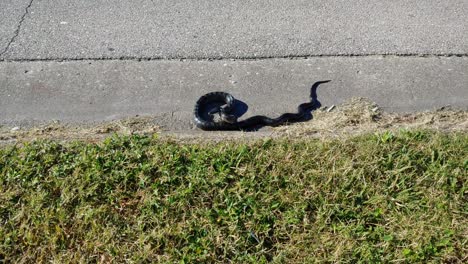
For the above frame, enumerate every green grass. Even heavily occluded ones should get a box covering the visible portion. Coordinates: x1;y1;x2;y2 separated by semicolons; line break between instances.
0;130;467;263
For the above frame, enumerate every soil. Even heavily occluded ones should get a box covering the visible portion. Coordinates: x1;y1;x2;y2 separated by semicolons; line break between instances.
1;97;466;145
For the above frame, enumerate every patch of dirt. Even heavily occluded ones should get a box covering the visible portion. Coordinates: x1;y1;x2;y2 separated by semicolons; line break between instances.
1;98;466;144
0;116;160;144
275;97;467;138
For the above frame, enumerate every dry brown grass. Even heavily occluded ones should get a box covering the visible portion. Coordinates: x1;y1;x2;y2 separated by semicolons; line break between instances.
275;97;467;137
1;97;466;144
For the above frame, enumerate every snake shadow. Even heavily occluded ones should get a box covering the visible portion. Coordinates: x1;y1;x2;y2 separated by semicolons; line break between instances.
233;80;331;131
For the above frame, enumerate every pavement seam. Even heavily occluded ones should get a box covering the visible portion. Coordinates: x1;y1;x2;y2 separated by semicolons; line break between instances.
0;53;467;63
0;0;35;58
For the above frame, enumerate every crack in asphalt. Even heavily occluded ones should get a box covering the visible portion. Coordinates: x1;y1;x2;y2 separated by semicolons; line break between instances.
0;53;467;63
0;0;35;57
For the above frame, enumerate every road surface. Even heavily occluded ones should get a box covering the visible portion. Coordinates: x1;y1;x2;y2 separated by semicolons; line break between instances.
1;0;467;130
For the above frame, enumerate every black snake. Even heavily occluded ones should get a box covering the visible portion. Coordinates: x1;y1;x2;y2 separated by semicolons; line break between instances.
194;81;330;131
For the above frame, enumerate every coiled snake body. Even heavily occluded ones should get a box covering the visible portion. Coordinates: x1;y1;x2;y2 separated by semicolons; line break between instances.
194;81;329;131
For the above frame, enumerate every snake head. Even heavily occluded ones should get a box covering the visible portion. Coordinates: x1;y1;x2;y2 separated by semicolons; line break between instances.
208;105;237;124
219;104;237;123
220;112;237;124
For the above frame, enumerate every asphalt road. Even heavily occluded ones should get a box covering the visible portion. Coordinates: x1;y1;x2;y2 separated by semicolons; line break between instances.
1;0;467;60
0;1;467;129
0;0;32;57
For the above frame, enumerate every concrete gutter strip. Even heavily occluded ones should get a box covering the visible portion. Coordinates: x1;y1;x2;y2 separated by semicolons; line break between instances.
1;57;467;130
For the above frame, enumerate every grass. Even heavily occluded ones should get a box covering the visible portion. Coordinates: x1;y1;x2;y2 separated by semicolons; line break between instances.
0;130;467;263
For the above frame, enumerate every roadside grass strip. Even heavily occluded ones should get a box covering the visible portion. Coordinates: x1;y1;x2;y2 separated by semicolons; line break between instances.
0;130;467;263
